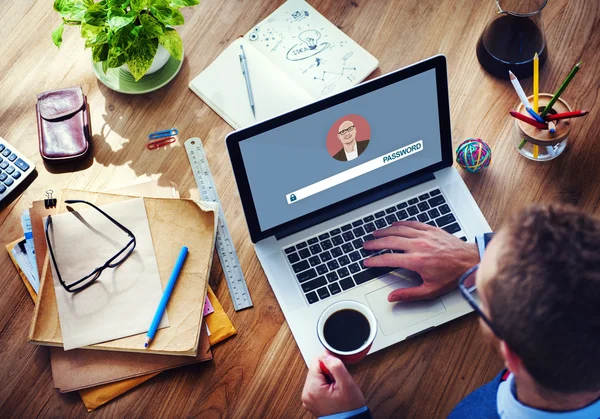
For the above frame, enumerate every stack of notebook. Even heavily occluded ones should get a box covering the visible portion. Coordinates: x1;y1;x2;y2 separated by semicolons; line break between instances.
7;180;237;411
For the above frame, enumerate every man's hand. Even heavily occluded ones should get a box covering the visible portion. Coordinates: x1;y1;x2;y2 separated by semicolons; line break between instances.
363;221;479;302
302;353;366;417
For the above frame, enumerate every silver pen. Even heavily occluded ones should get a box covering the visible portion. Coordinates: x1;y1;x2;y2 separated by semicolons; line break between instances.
239;45;256;118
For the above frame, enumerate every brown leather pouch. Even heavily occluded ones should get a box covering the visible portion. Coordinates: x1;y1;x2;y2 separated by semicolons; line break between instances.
36;86;91;163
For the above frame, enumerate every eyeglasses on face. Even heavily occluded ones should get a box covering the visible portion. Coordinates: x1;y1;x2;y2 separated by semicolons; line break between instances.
45;199;137;293
338;125;355;135
457;264;505;341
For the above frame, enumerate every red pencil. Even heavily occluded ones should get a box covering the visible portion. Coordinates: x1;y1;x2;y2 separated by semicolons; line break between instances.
545;110;589;121
509;111;548;129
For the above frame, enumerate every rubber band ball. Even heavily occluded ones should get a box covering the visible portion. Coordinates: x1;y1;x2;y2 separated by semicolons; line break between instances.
456;138;492;173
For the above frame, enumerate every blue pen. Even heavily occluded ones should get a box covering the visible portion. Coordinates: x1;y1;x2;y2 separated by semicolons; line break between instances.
239;45;256;118
526;107;546;124
145;246;188;348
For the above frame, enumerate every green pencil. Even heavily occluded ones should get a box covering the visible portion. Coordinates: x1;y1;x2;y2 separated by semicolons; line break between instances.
540;61;581;117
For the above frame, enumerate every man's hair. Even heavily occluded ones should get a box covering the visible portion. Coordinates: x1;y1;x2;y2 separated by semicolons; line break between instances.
489;204;600;393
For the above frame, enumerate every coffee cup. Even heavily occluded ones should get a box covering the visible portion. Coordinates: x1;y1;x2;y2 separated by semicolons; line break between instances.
316;300;377;364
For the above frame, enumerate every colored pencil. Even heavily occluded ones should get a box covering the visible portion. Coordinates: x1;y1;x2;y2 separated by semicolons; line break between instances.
545;110;589;121
533;144;539;159
532;54;540;159
145;246;188;348
533;53;539;112
509;111;548;129
548;121;557;134
509;71;532;109
540;61;582;117
518;138;528;150
526;107;546;123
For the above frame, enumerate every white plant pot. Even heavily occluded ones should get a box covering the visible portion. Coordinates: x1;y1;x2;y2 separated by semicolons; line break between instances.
121;44;171;76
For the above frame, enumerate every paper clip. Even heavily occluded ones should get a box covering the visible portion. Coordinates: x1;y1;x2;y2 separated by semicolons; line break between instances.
148;128;178;140
44;190;57;209
147;137;176;150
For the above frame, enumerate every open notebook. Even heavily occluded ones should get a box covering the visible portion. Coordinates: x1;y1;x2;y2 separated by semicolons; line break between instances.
189;0;379;130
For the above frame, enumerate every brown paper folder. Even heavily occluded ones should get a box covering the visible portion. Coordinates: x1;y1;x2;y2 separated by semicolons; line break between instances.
51;320;212;392
28;189;218;356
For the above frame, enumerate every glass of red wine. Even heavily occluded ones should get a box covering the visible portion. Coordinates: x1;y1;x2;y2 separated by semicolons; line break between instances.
476;0;548;79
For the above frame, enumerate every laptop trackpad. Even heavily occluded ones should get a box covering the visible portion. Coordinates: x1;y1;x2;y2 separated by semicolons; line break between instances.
365;278;446;336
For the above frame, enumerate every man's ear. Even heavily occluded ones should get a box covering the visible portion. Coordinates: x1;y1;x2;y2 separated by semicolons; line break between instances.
499;340;523;374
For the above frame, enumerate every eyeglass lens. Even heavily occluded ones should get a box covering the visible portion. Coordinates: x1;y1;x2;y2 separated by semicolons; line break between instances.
338;125;355;135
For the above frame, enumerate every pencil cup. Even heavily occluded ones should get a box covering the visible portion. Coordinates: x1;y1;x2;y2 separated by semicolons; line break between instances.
514;93;572;161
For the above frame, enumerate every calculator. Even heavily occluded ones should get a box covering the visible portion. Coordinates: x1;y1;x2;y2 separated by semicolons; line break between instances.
0;136;35;203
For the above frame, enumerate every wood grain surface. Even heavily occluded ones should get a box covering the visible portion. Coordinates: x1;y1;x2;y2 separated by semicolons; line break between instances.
1;0;598;417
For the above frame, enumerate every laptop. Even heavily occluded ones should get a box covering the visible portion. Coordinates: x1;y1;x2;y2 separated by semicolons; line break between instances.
226;55;491;364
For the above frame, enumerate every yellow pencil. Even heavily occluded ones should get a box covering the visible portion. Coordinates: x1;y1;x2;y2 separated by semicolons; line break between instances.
533;52;539;111
533;52;539;159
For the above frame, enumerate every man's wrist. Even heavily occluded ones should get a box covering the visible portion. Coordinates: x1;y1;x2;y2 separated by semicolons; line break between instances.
463;242;481;271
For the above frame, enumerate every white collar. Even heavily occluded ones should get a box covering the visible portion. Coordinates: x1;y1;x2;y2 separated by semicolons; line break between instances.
344;144;358;160
497;373;600;419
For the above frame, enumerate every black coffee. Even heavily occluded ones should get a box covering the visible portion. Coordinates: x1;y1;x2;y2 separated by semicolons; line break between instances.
323;309;370;352
476;15;547;79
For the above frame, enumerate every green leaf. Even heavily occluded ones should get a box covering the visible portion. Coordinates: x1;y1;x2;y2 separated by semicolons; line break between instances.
92;43;109;62
130;25;142;37
84;3;107;26
107;46;128;67
131;0;150;11
158;28;182;60
107;0;127;7
70;2;89;20
113;23;135;49
85;30;108;47
108;8;137;30
139;13;164;38
80;22;103;39
51;23;64;47
149;4;184;26
126;37;158;80
168;0;199;9
102;58;109;73
53;0;72;14
54;0;88;21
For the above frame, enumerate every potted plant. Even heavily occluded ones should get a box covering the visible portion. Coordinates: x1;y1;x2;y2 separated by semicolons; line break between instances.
51;0;199;81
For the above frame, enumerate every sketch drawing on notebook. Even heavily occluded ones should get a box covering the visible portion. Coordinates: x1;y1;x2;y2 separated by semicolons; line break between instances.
246;0;369;99
188;0;378;130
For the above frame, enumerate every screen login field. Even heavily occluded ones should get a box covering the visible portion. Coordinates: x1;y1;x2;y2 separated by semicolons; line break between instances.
286;140;423;204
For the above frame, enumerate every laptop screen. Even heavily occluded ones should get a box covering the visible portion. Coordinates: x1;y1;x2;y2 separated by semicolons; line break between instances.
238;68;443;232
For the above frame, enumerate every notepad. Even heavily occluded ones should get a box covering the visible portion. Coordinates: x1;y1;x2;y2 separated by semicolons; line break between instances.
46;198;167;350
189;0;379;130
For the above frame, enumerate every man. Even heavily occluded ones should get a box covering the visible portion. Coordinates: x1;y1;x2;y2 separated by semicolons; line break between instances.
302;205;600;418
333;120;369;162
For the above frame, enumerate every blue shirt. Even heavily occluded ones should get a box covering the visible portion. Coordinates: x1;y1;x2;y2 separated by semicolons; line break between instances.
497;373;600;419
319;406;369;419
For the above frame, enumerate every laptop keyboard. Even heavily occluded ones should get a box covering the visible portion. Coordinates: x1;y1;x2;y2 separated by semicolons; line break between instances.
282;188;466;305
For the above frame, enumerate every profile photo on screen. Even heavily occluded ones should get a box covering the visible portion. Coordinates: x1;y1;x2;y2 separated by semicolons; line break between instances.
326;114;371;162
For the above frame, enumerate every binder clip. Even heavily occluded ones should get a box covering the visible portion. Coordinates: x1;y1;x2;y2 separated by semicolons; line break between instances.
44;190;57;209
148;128;178;140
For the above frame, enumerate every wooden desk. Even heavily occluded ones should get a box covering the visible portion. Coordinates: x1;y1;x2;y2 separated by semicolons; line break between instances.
1;0;598;416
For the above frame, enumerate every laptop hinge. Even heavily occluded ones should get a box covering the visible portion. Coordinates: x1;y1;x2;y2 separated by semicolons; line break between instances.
274;171;435;241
